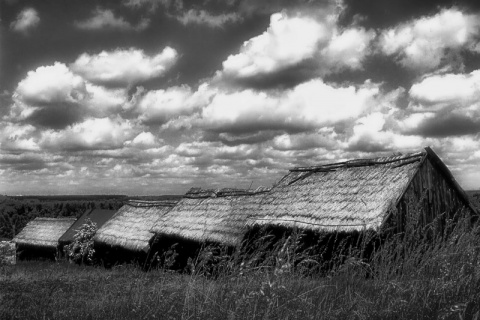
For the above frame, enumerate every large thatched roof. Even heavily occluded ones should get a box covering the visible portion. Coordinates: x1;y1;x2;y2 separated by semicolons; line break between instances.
247;147;470;232
93;200;178;252
150;187;269;246
59;209;117;244
13;217;76;248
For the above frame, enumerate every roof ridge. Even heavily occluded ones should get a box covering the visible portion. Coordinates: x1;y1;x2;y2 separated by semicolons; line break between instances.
290;151;426;172
34;217;76;221
184;186;270;199
126;199;178;208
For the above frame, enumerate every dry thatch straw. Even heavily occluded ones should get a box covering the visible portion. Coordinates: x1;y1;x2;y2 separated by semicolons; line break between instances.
13;217;76;248
93;200;178;252
59;209;117;246
151;187;269;246
247;147;476;233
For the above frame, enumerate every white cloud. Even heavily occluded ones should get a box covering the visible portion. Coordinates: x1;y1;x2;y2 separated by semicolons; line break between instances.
40;117;135;151
175;9;241;28
10;7;40;34
404;69;480;137
200;79;379;133
129;131;159;148
222;12;331;79
15;62;86;104
84;83;129;116
74;8;149;31
322;27;376;71
379;8;480;71
409;70;480;106
272;129;339;151
123;0;182;12
136;84;214;124
70;47;178;87
220;10;375;82
9;62;134;128
0;123;39;151
348;112;424;152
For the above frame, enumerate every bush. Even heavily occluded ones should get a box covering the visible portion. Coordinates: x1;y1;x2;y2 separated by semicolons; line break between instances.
64;219;97;264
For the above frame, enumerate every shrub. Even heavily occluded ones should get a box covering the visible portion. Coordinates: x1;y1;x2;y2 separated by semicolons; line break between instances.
64;219;97;264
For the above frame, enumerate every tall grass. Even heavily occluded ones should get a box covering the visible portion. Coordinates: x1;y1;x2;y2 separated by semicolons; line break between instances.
1;217;480;319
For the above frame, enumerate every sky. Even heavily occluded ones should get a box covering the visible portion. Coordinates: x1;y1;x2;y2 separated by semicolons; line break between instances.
2;0;480;195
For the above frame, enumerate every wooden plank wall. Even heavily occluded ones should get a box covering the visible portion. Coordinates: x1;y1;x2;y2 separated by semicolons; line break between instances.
393;158;469;234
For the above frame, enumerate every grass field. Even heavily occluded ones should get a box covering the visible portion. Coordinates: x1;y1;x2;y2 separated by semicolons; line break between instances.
2;221;480;319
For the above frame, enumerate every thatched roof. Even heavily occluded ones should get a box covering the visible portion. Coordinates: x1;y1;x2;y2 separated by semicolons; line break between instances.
247;147;470;232
59;209;117;244
13;217;76;248
150;187;269;246
93;200;178;252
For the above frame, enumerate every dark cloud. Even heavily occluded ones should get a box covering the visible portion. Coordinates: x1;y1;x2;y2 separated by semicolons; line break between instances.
340;0;480;29
409;114;480;137
220;59;319;90
25;102;84;129
346;139;392;153
237;0;332;16
0;153;47;171
203;130;285;146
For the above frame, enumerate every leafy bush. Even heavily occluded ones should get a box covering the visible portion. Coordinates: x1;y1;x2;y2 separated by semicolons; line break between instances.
64;219;97;264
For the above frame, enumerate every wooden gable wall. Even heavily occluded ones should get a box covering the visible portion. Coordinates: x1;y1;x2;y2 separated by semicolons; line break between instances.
388;156;474;234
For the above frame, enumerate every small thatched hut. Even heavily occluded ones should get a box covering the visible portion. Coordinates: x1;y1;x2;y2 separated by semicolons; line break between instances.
93;200;178;265
13;217;76;260
244;147;477;269
59;208;117;251
149;187;269;270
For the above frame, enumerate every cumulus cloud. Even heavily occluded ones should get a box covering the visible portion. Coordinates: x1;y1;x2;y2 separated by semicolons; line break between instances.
175;9;242;27
409;70;480;107
135;84;214;124
129;131;160;148
15;62;86;104
272;129;339;151
347;112;424;152
219;10;375;87
221;12;331;79
8;62;136;129
123;0;182;12
379;8;480;71
322;27;376;71
10;7;40;34
40;117;135;151
0;123;39;151
200;79;379;135
74;8;149;31
83;84;130;116
10;63;88;129
394;69;480;138
70;47;178;87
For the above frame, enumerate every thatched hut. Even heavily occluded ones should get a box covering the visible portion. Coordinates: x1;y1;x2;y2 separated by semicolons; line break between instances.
249;147;476;233
13;217;76;260
149;187;269;271
244;147;478;270
93;200;178;265
59;208;117;251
